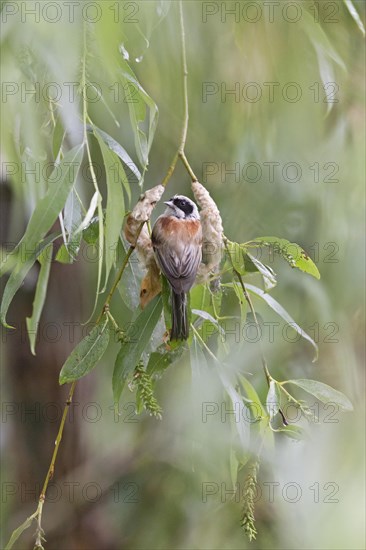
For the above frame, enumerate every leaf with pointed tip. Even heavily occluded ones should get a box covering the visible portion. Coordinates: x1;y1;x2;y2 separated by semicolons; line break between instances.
120;64;158;173
59;318;110;384
26;243;53;355
1;145;83;326
1;233;59;328
94;130;125;286
286;379;353;411
245;283;318;360
5;511;37;550
86;124;140;183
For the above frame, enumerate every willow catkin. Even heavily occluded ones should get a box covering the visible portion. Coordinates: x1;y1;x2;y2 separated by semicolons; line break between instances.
124;185;164;308
191;180;223;286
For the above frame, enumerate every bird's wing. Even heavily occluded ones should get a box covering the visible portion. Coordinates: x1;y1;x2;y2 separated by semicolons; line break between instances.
152;217;202;293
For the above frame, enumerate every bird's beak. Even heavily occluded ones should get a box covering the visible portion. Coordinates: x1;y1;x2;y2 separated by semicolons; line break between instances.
164;200;174;207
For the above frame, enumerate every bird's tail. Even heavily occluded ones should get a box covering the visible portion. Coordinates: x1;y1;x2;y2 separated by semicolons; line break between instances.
171;291;188;340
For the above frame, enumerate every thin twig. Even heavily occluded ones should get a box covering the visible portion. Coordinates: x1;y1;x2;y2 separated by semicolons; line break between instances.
179;150;198;182
161;152;179;188
178;0;189;154
34;381;76;546
161;1;198;188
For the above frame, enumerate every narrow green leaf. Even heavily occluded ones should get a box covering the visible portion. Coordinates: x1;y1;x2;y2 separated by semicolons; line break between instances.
52;117;65;161
59;318;110;384
2;146;82;316
1;233;59;328
246;252;277;291
17;145;84;253
238;375;267;420
26;243;53;355
113;295;163;404
246;237;320;279
64;189;83;235
226;241;246;275
266;380;281;420
120;64;158;173
94;130;125;286
245;283;318;360
5;511;37;550
117;238;142;310
86;124;140;181
286;379;353;412
0;146;83;326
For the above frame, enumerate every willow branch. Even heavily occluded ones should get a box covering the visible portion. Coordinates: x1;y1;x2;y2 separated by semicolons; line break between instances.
223;238;288;426
161;0;198;188
178;0;189;154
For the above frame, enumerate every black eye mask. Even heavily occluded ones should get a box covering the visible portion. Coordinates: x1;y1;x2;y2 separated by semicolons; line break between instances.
173;197;193;216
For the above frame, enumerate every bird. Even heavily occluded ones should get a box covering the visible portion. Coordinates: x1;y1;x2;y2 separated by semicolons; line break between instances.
151;195;202;340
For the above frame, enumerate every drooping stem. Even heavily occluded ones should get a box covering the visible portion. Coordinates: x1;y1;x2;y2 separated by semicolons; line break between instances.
33;380;76;547
161;152;178;188
179;150;198;182
161;0;198;188
178;0;189;154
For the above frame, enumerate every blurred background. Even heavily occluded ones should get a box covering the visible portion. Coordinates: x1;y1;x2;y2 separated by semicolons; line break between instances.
1;1;365;548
